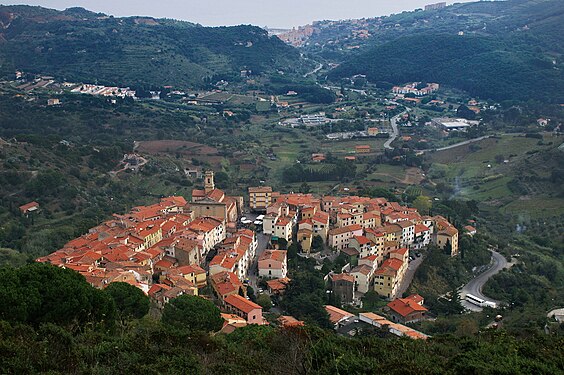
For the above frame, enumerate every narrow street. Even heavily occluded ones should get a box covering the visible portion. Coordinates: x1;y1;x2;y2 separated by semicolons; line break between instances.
247;232;270;292
396;254;424;297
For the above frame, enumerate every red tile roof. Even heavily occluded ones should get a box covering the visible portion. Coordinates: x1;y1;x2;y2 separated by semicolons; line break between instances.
324;305;354;324
387;297;428;317
259;249;286;263
224;294;262;314
19;201;39;213
331;273;354;282
329;224;363;236
353;235;371;245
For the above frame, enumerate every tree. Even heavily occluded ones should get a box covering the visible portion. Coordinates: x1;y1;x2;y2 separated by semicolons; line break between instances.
0;263;115;330
256;294;273;310
299;182;311;194
311;235;324;252
362;290;384;310
281;271;332;329
456;104;476;120
105;282;149;321
413;196;432;215
162;295;223;332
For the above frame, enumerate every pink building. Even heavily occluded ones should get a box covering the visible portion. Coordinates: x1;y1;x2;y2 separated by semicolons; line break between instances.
224;294;265;325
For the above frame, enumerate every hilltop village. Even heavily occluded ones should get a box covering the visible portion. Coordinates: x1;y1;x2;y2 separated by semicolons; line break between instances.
37;170;458;338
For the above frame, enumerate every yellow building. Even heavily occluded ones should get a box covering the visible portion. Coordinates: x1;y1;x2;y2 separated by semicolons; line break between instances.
436;227;459;256
249;186;274;212
136;226;163;249
367;127;379;136
297;228;313;253
374;257;406;299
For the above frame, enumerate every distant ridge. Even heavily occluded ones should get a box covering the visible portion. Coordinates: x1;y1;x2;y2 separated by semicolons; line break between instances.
0;5;301;88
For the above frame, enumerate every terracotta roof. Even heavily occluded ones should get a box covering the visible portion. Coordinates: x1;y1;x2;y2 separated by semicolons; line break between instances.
224;294;262;314
340;247;360;257
375;258;404;276
259;249;287;263
439;226;458;236
176;264;205;275
387;297;428;317
329;224;363;236
276;216;291;226
207;189;226;202
324;305;354;324
278;315;304;327
312;211;330;223
351;264;373;276
249;186;273;193
391;248;408;256
405;294;424;305
267;277;291;292
19;201;39;212
331;273;355;282
415;224;430;233
352;235;371;245
191;189;206;197
396;220;414;228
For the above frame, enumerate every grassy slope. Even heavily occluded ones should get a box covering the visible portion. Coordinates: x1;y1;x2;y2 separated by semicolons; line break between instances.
428;134;564;218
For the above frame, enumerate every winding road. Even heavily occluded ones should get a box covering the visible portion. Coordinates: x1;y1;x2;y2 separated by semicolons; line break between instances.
303;63;323;78
460;249;513;311
384;111;407;150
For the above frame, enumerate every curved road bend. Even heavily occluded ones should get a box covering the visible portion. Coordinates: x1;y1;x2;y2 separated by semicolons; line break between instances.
384;111;406;150
460;250;511;311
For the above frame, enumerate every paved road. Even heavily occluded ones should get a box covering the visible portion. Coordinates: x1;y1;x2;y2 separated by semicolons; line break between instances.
247;232;270;292
303;63;323;78
384;111;405;150
416;135;492;153
396;255;424;297
460;250;511;311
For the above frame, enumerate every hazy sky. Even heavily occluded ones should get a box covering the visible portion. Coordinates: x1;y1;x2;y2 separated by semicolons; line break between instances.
1;1;475;28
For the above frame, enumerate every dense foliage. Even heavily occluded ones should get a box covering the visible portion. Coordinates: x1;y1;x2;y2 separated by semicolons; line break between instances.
105;282;150;321
162;294;223;333
0;265;560;374
0;263;115;330
329;33;563;102
0;5;302;88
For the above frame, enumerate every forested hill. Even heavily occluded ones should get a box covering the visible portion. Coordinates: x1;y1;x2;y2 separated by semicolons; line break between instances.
328;32;564;103
0;5;302;88
318;0;564;102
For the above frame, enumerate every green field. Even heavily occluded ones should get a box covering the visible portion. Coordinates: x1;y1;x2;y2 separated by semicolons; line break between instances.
427;133;564;219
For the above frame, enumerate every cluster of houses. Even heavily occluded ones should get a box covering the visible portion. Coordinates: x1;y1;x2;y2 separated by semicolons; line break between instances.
325;297;429;340
70;84;136;98
35;170;458;332
392;82;439;97
248;188;459;302
37;171;279;327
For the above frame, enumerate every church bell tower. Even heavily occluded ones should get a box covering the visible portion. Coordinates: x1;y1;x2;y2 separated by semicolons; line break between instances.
204;170;215;194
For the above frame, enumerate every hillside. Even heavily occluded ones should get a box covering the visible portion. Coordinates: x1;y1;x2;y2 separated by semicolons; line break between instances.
0;5;303;88
308;0;564;102
328;33;563;102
